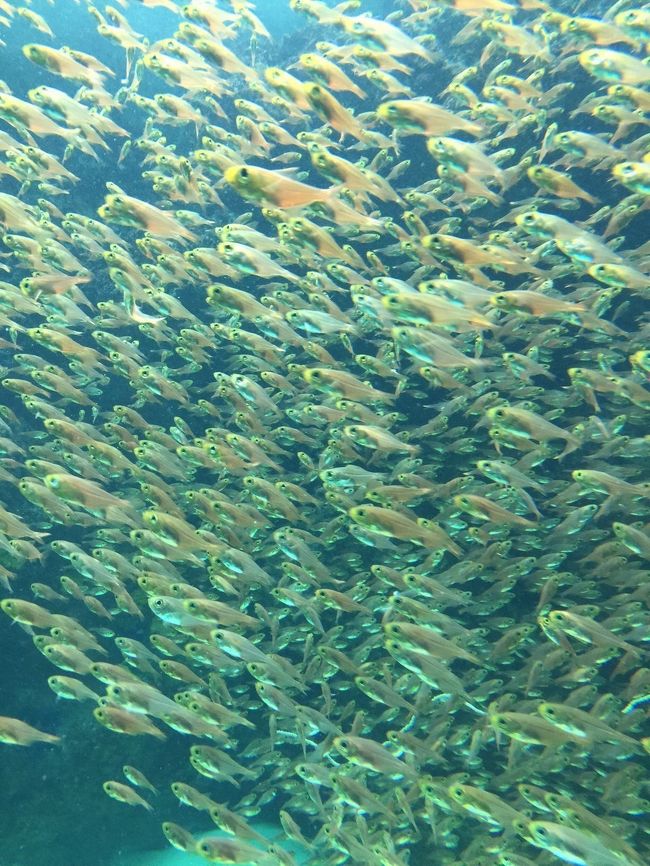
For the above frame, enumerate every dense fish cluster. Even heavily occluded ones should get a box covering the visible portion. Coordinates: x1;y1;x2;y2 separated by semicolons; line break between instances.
0;0;648;864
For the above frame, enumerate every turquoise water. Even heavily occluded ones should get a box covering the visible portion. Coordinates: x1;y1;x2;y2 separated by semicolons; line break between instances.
116;825;311;866
0;1;648;866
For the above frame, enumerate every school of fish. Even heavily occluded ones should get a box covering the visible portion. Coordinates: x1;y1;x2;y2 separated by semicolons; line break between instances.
0;0;648;863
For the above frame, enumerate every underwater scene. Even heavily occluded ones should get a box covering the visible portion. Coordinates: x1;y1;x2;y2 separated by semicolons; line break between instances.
0;0;648;864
